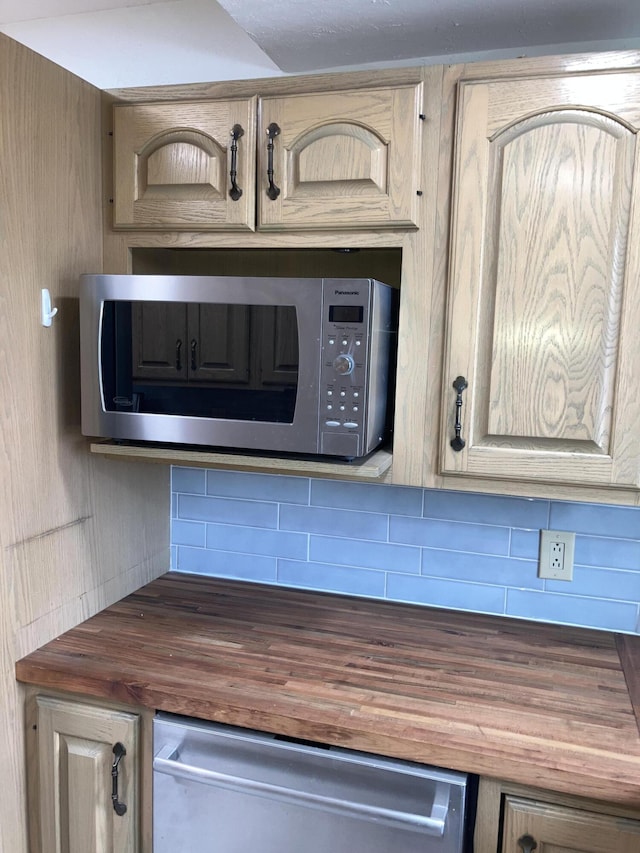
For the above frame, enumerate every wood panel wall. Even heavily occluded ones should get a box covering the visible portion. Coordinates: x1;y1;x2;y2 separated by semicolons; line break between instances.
0;34;169;853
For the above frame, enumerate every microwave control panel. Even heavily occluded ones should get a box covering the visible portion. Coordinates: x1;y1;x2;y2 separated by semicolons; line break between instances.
319;279;394;458
322;331;366;431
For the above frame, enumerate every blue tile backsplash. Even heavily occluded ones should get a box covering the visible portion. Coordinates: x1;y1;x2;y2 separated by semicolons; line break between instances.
171;468;640;634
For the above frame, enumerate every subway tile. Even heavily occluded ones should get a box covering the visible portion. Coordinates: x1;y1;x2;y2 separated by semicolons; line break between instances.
386;574;506;615
206;523;308;560
311;479;422;516
171;467;206;494
424;490;549;529
510;529;540;560
206;470;309;504
549;501;640;540
277;559;386;598
171;472;640;634
280;504;387;540
178;494;278;528
390;516;510;555
421;549;542;590
574;535;640;571
545;566;640;602
172;520;206;548
505;589;639;632
177;546;277;582
310;535;421;573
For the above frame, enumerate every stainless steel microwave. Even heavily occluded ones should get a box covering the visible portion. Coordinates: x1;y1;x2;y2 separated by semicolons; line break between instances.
79;275;396;460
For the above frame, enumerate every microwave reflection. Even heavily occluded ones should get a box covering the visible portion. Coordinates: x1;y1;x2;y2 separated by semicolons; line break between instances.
102;301;299;423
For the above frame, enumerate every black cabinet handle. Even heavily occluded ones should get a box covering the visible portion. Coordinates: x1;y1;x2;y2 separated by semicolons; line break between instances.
450;375;468;452
517;835;537;853
265;122;281;200
229;123;244;201
175;339;182;371
111;742;127;816
190;338;197;371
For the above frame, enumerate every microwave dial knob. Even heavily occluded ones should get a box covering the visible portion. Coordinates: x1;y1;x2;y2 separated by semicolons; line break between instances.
333;354;355;375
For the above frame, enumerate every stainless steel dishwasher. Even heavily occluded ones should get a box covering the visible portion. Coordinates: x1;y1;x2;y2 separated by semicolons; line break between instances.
153;713;472;853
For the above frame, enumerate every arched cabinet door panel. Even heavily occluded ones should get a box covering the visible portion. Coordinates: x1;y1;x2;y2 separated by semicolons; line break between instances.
113;98;257;230
258;84;423;230
441;72;640;489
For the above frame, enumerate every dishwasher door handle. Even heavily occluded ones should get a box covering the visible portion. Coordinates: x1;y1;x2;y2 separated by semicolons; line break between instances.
153;744;451;837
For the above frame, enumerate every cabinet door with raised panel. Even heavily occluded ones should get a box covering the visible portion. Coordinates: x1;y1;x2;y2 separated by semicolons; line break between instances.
502;796;640;852
35;695;140;853
113;98;257;230
441;72;640;488
258;85;423;230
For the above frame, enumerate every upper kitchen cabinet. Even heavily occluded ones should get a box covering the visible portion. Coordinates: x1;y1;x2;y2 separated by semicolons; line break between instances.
111;84;423;232
112;98;257;230
440;71;640;489
257;85;423;230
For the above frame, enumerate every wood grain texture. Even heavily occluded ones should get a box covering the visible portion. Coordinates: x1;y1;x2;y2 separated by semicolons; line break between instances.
474;777;640;853
90;441;393;479
502;795;640;851
258;85;423;230
36;696;139;853
0;32;169;853
441;70;640;488
15;574;640;808
113;99;257;230
616;634;640;735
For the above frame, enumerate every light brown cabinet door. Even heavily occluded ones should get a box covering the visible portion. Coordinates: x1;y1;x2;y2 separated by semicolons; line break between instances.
36;695;139;853
257;85;423;230
502;796;640;852
113;98;257;230
441;72;640;488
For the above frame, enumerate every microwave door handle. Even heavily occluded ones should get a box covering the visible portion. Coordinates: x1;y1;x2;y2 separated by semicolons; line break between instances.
190;339;197;372
175;339;182;372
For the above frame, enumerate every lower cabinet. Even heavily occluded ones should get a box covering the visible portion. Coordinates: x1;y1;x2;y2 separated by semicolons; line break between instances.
475;778;640;853
502;796;640;852
29;694;148;853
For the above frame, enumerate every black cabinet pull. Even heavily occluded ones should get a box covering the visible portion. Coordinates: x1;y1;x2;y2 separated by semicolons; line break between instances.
190;338;197;371
517;835;537;853
229;123;244;201
450;375;468;452
111;742;127;816
175;339;182;371
266;122;281;200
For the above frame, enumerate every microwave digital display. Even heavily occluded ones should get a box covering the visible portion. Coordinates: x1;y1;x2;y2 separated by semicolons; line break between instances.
329;305;364;324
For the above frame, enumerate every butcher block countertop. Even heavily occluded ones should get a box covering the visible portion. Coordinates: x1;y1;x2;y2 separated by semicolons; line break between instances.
15;572;640;807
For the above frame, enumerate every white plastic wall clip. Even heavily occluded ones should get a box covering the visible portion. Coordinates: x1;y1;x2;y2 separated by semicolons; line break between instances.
41;289;58;327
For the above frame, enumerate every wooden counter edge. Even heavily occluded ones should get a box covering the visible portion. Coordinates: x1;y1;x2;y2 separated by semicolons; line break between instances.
616;633;640;735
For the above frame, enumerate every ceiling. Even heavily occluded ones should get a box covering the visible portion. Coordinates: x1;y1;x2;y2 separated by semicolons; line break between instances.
1;0;640;89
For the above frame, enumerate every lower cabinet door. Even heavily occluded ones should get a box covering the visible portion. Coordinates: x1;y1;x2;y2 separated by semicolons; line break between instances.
36;695;139;853
502;796;640;853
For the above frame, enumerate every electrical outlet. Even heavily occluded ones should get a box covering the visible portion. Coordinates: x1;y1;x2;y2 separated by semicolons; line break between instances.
539;530;575;581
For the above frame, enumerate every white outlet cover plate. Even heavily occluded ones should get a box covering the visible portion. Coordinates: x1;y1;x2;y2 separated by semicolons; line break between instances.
539;529;575;581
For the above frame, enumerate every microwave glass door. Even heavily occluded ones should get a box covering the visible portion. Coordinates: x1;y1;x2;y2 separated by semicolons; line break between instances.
101;301;299;424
